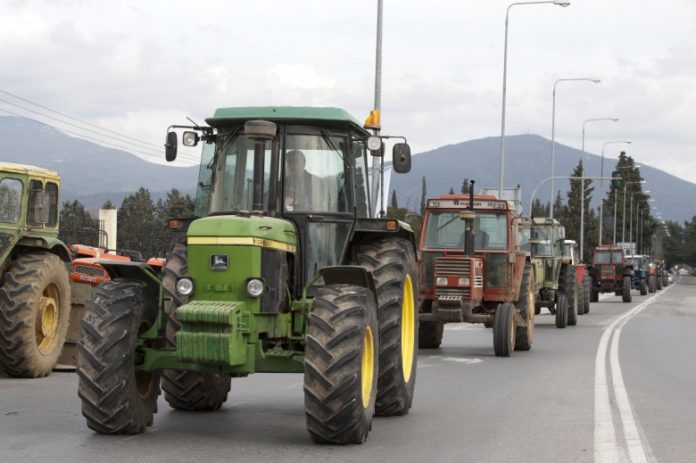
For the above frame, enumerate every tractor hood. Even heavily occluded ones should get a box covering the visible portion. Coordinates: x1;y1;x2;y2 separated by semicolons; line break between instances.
187;215;297;251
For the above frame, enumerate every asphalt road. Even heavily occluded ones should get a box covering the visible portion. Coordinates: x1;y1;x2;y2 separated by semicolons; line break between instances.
1;276;694;462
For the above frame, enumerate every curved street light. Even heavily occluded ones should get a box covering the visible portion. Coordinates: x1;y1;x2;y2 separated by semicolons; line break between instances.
499;0;571;197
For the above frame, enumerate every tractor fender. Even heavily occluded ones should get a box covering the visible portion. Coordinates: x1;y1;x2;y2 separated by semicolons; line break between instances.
16;236;71;263
318;265;379;307
97;260;162;305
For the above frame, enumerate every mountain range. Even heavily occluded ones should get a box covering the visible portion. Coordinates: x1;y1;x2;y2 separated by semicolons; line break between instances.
1;116;693;223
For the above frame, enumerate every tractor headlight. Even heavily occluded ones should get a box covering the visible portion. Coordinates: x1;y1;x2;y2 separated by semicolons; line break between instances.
436;276;448;286
176;277;194;296
458;277;470;287
246;278;264;298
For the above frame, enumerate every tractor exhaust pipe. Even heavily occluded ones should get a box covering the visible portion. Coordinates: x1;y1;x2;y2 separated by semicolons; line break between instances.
461;180;476;257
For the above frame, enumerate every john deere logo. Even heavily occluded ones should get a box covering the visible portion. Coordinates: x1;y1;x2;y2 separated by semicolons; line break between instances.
210;254;229;271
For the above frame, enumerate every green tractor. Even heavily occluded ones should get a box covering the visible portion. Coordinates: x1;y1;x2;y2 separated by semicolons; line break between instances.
518;217;579;328
77;107;419;444
0;163;72;377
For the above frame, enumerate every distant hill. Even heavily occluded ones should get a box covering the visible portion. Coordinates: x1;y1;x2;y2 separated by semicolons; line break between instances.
1;116;693;222
0;116;197;209
390;134;696;223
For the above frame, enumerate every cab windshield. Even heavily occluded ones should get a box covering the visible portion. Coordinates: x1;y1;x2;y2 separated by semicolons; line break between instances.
594;251;623;264
424;211;508;250
530;227;553;257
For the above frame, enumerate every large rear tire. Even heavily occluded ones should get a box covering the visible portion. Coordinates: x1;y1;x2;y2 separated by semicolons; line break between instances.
0;252;70;378
583;276;591;314
161;243;231;411
354;238;418;416
656;275;663;290
417;301;443;349
555;294;568;328
514;264;535;351
77;279;160;434
577;275;586;315
493;302;515;357
559;265;578;327
640;278;647;296
304;284;378;444
622;276;632;303
648;276;656;293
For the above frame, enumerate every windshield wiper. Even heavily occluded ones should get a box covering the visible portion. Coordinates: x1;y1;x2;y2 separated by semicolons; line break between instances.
437;215;460;231
320;129;345;163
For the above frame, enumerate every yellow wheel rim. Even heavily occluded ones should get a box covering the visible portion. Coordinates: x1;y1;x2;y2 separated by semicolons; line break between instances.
36;283;61;355
361;326;375;408
401;275;415;383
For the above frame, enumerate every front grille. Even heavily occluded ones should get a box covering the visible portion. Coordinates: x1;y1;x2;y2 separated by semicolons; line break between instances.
74;265;106;277
435;258;471;277
436;287;471;299
435;257;471;299
600;265;614;278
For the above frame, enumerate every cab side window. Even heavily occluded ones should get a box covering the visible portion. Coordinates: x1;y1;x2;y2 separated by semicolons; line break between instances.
0;178;23;224
46;182;59;227
27;180;44;226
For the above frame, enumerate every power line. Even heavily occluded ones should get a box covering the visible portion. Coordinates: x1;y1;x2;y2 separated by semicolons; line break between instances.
0;89;164;150
0;107;199;164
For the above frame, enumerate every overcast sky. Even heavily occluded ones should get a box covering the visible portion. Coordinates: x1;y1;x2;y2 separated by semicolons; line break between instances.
2;0;695;188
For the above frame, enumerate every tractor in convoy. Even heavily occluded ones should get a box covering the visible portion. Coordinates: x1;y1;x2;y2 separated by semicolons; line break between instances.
0;163;72;378
647;258;658;293
564;240;590;315
517;217;580;328
627;254;649;296
417;186;535;357
588;245;633;303
76;107;419;445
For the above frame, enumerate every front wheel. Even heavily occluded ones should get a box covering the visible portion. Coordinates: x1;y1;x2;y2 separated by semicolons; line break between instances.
304;284;378;444
555;294;568;328
622;276;632;303
514;264;535;351
493;302;516;357
640;278;647;296
77;279;160;434
354;238;418;416
0;252;71;378
560;265;578;326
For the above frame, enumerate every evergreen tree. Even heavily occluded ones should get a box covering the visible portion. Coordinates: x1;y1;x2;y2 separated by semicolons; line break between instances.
420;176;427;215
460;178;470;194
531;199;549;217
448;187;455;195
101;200;116;210
155;188;195;223
390;190;399;209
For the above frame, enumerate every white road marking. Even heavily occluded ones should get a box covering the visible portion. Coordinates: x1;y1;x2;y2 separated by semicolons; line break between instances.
440;357;483;365
444;324;485;331
594;283;674;462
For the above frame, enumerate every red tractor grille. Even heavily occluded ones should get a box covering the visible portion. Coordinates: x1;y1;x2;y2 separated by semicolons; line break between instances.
435;257;472;299
600;265;615;279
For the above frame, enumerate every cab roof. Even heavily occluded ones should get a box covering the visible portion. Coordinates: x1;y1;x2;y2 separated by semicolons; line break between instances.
205;106;368;134
0;162;60;181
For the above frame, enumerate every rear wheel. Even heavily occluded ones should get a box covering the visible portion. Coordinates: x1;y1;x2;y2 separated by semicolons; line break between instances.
161;243;231;411
583;276;591;314
354;238;418;416
0;252;70;378
555;294;568;328
417;301;443;349
559;265;578;326
493;302;515;357
577;276;586;315
304;284;378;444
656;275;663;290
514;264;534;351
640;278;647;296
622;276;632;303
648;276;656;293
77;279;160;434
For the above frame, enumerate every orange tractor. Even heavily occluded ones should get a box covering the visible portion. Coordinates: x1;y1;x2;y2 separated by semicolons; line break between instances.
418;185;535;357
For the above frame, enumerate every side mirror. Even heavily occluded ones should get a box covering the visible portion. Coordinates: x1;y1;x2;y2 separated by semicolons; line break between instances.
33;191;50;225
392;143;411;173
182;131;199;147
165;131;178;162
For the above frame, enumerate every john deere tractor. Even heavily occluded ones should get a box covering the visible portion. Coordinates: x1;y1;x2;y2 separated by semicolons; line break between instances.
76;107;419;444
0;163;71;377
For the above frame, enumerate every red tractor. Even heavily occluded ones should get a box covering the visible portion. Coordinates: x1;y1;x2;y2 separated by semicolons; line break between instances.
563;240;591;314
588;245;633;303
418;186;535;357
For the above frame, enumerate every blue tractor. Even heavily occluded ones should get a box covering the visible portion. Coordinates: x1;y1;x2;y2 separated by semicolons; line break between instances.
627;255;648;296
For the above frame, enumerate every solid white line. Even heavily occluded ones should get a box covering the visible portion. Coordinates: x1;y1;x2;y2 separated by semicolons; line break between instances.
594;284;674;462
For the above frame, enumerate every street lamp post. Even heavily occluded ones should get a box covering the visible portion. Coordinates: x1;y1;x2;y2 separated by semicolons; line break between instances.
499;0;571;197
621;179;645;243
549;77;600;218
579;117;618;261
629;190;649;246
598;140;631;245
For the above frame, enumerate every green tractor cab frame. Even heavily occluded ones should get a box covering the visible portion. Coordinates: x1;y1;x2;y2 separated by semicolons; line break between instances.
78;107;419;444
